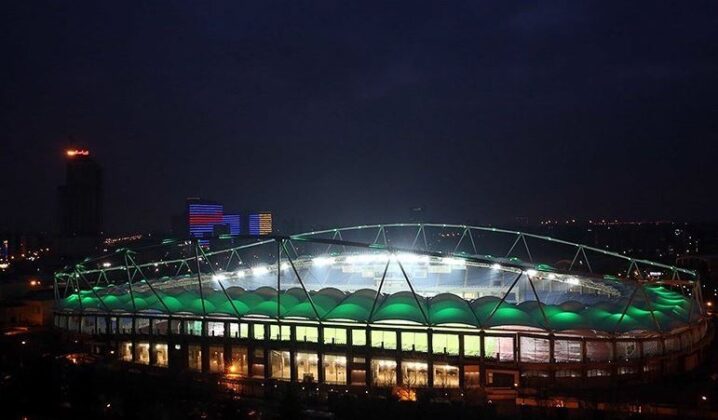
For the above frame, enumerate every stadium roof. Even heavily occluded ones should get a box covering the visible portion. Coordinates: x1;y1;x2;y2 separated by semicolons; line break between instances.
55;223;704;336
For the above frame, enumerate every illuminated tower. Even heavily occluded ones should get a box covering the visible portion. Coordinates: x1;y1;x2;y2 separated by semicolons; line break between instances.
58;149;103;236
187;199;224;242
248;212;272;235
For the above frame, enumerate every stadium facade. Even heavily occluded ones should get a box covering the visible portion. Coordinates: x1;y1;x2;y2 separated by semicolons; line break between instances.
53;224;711;392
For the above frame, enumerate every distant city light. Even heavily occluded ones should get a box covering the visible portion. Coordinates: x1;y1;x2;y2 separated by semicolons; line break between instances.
566;277;581;285
102;262;112;268
66;149;90;157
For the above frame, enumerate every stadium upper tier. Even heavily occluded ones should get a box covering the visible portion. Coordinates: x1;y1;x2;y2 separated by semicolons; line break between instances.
55;223;703;335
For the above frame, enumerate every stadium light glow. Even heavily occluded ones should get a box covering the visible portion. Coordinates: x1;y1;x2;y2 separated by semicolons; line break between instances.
346;254;389;264
491;263;502;270
212;273;227;282
525;269;538;276
396;253;430;264
252;266;270;276
566;277;580;285
312;256;335;266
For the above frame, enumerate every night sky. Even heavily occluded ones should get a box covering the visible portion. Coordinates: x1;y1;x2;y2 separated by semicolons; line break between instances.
2;1;717;233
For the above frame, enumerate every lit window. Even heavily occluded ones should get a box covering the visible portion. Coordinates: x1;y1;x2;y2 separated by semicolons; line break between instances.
371;330;397;350
464;335;481;357
401;332;428;352
484;336;514;361
269;324;291;341
207;321;225;337
323;327;347;345
432;333;459;355
351;329;366;346
253;324;266;340
371;359;397;386
296;326;318;343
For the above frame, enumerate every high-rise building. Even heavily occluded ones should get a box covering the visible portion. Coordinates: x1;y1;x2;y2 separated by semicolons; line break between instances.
248;212;273;235
222;214;241;236
58;149;103;236
187;199;224;242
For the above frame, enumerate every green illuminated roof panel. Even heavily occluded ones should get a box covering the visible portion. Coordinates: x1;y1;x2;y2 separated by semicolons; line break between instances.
58;285;698;334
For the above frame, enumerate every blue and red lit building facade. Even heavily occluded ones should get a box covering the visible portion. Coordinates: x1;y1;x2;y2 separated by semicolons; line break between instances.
187;199;271;242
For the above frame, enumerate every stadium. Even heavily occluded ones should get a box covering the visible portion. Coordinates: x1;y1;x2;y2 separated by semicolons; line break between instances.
53;223;711;393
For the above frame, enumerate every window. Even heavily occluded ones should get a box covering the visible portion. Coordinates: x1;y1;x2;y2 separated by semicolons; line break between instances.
488;371;518;387
269;324;291;341
519;337;550;363
209;345;225;373
464;365;480;388
324;354;347;384
296;352;319;382
270;350;291;380
81;316;96;334
371;330;397;350
252;349;265;378
69;315;81;331
401;361;428;387
296;326;319;343
185;320;202;336
351;329;366;346
555;370;581;378
96;317;107;334
207;321;225;337
170;319;182;335
253;324;266;340
554;339;582;363
134;342;150;365
119;317;133;334
587;369;610;377
643;340;662;357
371;359;397;386
120;342;133;362
229;346;248;376
110;317;118;334
229;322;248;338
664;336;680;353
401;332;428;352
616;341;639;361
432;333;459;355
136;318;150;334
484;336;514;361
152;319;168;335
188;344;202;371
586;340;613;362
153;343;168;367
617;366;636;375
464;335;481;357
324;328;347;345
520;370;549;378
433;364;460;388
